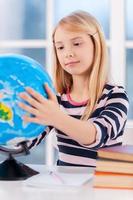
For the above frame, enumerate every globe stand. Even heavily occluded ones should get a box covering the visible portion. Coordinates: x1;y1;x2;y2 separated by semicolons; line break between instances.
0;141;39;180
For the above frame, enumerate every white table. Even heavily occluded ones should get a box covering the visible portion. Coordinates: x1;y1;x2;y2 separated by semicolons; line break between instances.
0;164;132;200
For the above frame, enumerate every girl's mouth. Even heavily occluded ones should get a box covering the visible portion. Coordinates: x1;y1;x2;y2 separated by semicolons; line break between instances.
65;61;80;66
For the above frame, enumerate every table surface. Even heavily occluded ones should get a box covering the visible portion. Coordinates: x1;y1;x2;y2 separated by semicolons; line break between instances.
0;164;132;200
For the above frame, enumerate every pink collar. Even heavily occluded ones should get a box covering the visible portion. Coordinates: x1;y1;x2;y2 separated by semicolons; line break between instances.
66;88;88;106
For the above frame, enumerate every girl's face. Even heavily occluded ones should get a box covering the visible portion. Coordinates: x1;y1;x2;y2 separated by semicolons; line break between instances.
54;27;94;77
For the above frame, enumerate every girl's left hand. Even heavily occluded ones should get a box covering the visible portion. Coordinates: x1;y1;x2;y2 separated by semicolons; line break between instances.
18;83;60;126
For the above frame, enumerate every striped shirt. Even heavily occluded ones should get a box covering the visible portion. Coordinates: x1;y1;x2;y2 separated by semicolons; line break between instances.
29;83;129;167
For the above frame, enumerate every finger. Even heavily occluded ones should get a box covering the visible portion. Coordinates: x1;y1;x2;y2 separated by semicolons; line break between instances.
25;87;47;104
44;83;57;101
18;102;40;116
22;115;45;125
19;92;41;109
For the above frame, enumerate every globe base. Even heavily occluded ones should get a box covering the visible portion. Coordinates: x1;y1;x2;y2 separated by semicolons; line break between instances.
0;155;39;180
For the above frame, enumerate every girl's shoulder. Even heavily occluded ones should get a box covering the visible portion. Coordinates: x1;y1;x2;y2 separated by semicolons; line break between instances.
104;83;127;95
97;83;128;102
102;83;129;104
96;83;129;111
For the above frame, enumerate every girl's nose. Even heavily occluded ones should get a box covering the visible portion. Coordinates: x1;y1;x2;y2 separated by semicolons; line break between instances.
65;52;74;58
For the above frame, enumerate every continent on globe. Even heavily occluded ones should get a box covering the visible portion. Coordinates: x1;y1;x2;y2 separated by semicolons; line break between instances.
0;102;12;121
0;54;55;148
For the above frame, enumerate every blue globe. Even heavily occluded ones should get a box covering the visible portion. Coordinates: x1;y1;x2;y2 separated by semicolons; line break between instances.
0;54;55;148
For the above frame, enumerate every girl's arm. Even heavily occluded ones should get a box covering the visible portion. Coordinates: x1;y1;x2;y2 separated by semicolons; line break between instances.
18;84;97;145
90;86;129;149
18;84;129;147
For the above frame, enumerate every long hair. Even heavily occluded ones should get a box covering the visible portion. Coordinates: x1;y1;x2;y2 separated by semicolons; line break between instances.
52;10;108;120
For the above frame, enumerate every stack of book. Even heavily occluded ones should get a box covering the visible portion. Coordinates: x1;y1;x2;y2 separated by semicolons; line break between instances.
93;145;133;189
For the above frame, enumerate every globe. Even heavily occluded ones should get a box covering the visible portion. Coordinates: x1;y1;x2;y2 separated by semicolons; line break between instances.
0;54;55;149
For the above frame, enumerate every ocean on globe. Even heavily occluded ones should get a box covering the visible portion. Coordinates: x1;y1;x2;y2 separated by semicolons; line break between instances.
0;54;55;148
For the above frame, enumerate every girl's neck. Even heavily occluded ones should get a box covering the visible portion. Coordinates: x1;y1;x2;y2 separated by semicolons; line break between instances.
72;76;89;92
67;76;89;103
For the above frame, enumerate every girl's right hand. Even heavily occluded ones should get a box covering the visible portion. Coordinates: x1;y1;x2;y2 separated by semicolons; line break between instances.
18;84;60;126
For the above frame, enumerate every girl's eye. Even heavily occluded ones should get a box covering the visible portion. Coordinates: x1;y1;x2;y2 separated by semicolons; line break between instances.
74;42;82;46
57;46;64;50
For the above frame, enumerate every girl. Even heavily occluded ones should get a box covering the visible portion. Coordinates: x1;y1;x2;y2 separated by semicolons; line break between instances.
18;11;129;167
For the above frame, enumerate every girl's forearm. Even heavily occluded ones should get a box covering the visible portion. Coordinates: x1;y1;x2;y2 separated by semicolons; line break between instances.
53;110;97;145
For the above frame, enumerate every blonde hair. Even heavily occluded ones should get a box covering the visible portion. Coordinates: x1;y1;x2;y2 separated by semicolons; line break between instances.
52;10;108;120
